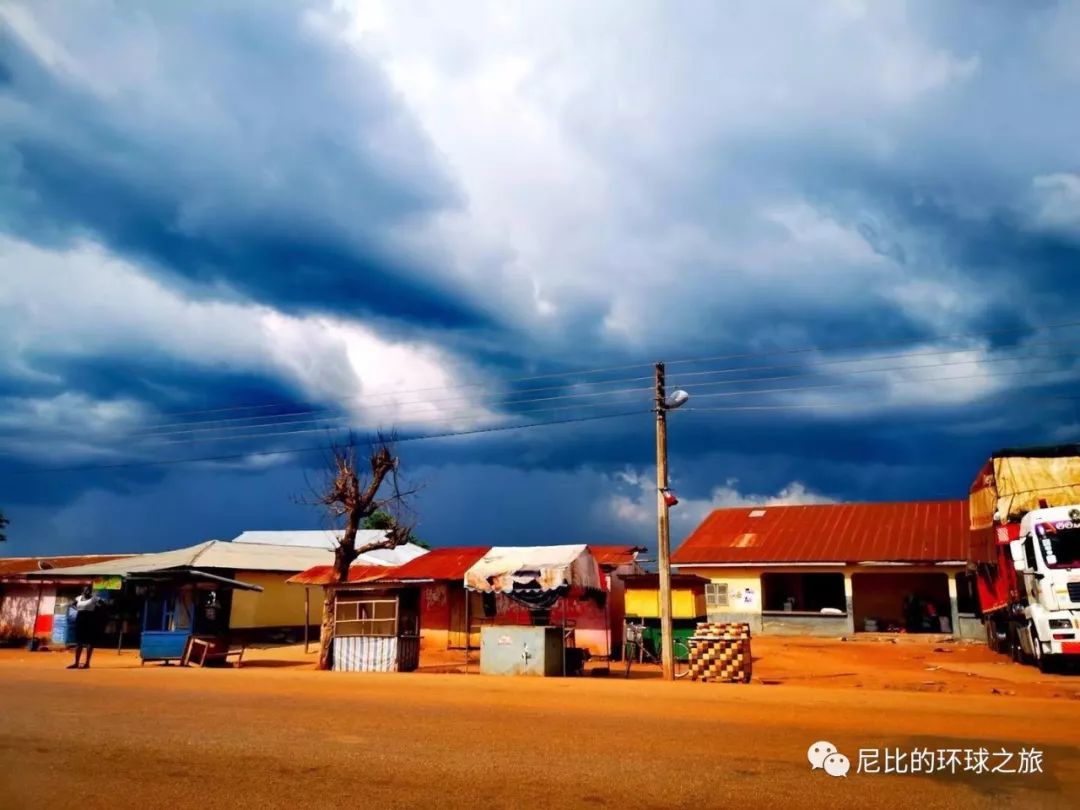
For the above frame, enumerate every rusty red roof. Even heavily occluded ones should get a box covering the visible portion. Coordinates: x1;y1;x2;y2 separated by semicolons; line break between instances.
287;544;640;587
0;554;132;578
392;546;490;581
286;564;391;586
671;500;969;565
587;545;646;568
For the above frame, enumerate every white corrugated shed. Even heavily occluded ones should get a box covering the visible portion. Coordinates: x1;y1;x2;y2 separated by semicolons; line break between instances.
232;531;427;566
232;530;381;550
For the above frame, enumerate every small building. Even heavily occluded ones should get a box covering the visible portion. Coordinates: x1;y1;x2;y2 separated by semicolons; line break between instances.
31;537;429;658
226;531;426;639
622;573;709;654
464;545;608;676
289;543;646;669
0;555;132;643
671;500;980;639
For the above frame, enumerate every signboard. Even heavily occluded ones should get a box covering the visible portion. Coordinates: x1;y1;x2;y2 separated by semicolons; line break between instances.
92;576;123;591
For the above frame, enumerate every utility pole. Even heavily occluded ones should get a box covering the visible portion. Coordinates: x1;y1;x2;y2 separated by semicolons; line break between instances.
654;361;675;681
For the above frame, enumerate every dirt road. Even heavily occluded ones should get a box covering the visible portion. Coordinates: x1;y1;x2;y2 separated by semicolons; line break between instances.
1;643;1078;809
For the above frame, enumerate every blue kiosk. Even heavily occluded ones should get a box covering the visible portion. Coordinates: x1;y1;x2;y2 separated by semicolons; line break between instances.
135;570;262;664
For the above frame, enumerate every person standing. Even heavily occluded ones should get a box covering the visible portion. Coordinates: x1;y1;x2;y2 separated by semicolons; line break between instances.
68;585;101;669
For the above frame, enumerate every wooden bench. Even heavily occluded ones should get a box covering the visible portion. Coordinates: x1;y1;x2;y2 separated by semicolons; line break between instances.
183;637;246;668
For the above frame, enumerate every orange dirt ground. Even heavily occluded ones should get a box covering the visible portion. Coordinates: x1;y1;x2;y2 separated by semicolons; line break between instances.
1;636;1079;809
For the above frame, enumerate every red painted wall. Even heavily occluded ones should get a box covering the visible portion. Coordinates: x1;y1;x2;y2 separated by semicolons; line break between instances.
418;579;619;657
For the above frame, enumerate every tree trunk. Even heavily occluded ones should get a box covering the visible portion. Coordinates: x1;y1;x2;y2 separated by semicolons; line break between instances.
317;587;335;670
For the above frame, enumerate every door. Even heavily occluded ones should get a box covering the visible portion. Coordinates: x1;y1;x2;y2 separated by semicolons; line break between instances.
449;587;483;649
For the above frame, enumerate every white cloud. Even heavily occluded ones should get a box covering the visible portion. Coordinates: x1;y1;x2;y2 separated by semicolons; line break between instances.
0;236;497;460
1029;173;1080;235
324;0;982;349
604;468;834;537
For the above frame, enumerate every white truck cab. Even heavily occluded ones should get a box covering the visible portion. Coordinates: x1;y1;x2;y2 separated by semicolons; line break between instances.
1010;506;1080;670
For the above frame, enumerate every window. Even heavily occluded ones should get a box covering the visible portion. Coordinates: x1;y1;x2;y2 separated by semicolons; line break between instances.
1036;524;1080;569
334;596;397;637
762;573;845;613
1024;536;1038;571
705;582;729;607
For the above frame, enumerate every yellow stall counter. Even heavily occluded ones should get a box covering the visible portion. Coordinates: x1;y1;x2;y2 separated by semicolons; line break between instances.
622;574;708;619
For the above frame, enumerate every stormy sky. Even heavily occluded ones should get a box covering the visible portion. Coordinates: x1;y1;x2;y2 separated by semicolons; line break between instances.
2;1;1080;556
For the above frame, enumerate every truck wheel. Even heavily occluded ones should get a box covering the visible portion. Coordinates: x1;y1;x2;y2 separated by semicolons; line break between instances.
1008;625;1024;663
1037;650;1055;674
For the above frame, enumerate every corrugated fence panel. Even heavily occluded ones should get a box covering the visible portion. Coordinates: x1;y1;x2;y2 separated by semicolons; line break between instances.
333;635;399;672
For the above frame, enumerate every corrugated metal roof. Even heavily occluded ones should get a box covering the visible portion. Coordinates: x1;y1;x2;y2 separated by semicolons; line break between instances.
25;542;220;578
587;545;646;568
29;538;428;580
25;540;332;577
286;564;391;586
392;546;490;581
0;554;132;578
233;530;386;550
232;531;428;565
671;500;969;565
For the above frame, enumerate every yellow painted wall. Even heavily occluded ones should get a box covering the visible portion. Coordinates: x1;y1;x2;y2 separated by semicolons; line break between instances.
624;585;706;619
229;571;318;629
678;569;764;614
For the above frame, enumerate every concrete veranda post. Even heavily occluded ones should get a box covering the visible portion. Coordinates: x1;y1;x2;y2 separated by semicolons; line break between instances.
655;362;675;681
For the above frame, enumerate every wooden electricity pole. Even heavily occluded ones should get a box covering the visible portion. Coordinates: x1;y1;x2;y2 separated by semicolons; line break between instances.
655;362;675;681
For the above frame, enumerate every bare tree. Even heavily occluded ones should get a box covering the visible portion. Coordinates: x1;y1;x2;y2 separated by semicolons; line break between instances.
315;433;417;670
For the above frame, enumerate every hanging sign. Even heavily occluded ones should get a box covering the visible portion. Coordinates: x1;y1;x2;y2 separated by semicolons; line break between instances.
92;576;123;591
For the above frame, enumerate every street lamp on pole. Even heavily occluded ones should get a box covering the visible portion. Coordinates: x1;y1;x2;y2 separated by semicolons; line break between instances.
654;361;689;681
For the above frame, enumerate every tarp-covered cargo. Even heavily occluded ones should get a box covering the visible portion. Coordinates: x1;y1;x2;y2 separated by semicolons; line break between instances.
969;445;1080;563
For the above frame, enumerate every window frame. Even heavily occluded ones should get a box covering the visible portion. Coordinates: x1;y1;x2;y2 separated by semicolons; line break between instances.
705;582;729;608
334;595;398;637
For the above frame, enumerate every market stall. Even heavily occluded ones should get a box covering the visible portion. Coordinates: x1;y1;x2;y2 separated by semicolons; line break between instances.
463;545;606;676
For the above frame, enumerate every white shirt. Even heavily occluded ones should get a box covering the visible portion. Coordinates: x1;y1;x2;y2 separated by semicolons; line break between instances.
74;594;98;611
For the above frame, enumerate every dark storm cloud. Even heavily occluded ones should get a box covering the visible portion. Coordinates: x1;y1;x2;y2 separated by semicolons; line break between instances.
0;5;486;327
4;1;1080;555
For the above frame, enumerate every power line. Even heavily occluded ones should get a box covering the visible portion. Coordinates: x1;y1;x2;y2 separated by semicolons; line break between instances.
9;409;650;475
666;335;1080;386
129;317;1080;423
130;360;1080;448
662;317;1080;369
137;371;657;429
678;367;1075;403
675;346;1080;394
105;341;1080;440
20;345;1080;446
151;397;655;445
123;382;654;440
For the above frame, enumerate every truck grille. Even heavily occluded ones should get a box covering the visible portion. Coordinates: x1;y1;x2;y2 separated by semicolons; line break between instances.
1068;582;1080;603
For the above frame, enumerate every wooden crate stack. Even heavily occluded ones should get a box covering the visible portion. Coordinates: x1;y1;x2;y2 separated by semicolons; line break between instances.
687;622;752;683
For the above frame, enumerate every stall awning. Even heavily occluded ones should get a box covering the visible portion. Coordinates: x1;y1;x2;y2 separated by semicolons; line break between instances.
106;569;263;592
463;544;605;598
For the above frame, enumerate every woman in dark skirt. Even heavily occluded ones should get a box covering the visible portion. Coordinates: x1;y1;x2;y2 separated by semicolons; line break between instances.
68;585;100;669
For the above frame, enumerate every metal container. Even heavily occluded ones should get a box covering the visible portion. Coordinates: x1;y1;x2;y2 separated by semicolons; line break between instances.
480;625;565;676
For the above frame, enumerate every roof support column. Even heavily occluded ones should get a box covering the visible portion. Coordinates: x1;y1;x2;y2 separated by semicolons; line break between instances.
947;573;960;638
843;572;855;636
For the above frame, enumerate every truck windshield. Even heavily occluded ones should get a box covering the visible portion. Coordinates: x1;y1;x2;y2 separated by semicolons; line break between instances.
1035;523;1080;569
